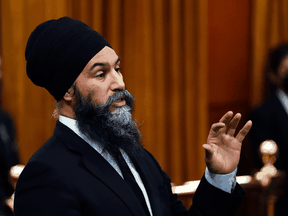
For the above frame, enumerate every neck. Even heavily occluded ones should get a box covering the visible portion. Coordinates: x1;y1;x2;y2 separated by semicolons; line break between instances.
58;99;76;119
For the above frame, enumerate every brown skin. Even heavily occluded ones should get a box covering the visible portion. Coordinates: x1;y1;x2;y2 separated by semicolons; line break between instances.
59;46;124;119
58;46;253;175
203;112;252;174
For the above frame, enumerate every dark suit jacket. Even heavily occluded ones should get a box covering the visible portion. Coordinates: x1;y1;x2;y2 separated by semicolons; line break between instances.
248;93;288;170
248;93;288;215
14;121;245;216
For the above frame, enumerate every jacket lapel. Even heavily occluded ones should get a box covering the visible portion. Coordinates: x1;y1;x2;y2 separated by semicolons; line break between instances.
131;153;167;216
54;121;146;216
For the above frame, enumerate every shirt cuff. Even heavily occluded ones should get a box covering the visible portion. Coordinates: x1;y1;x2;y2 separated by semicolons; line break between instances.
204;167;237;194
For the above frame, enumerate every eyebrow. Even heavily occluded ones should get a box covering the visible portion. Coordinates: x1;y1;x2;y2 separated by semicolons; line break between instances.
89;56;121;72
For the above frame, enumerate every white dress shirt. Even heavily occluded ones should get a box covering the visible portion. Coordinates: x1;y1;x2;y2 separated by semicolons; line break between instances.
276;89;288;115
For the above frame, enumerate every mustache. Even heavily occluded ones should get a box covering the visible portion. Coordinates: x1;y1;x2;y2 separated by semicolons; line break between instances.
74;88;136;119
103;89;135;110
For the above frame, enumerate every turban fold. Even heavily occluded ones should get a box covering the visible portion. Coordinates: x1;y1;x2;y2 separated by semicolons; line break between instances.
25;17;111;101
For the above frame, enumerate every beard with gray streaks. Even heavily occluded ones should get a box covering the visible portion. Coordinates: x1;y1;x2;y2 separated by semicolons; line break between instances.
73;85;143;161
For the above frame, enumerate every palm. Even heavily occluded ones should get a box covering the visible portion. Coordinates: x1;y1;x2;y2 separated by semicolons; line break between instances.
203;111;252;174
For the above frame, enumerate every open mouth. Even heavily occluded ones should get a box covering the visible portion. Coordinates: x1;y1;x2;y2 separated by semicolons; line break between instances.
116;96;125;102
111;96;126;107
109;96;126;112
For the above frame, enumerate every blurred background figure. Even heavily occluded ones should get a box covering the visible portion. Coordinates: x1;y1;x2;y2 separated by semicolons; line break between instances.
0;56;20;215
0;110;19;216
248;43;288;216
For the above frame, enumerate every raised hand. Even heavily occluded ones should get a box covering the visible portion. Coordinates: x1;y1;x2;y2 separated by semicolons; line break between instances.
202;111;252;174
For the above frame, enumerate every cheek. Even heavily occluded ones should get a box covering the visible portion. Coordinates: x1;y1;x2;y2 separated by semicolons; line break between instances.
89;86;111;106
77;76;112;106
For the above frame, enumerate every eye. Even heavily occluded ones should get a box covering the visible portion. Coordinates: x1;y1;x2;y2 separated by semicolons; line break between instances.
115;67;121;73
96;71;106;78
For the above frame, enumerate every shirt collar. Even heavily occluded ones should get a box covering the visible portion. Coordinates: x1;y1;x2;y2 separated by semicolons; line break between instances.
59;115;105;153
276;89;288;115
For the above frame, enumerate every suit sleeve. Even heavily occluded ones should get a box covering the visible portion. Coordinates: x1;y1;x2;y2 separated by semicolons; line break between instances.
160;170;245;216
14;161;81;216
145;150;245;216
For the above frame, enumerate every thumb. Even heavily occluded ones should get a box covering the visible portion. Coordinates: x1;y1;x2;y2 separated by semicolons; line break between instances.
202;144;213;160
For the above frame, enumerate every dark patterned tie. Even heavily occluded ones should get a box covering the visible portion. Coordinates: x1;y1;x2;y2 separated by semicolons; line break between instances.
115;149;150;216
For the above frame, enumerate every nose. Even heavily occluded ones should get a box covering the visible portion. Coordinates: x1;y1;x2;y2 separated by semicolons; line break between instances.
110;70;125;91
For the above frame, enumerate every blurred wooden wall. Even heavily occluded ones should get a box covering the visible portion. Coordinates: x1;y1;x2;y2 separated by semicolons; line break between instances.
1;0;285;185
1;0;70;171
207;0;252;175
0;1;67;171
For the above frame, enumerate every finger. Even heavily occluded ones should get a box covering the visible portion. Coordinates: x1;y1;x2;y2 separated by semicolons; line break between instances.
202;144;213;151
226;113;241;136
219;111;233;125
210;122;225;133
236;120;253;143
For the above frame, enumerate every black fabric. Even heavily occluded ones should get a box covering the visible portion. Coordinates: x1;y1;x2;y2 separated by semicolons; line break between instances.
0;110;19;216
14;121;245;216
25;16;111;101
115;149;150;216
248;93;288;216
248;93;288;170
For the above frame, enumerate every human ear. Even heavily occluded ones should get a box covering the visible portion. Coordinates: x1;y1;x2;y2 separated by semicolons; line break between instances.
63;87;75;102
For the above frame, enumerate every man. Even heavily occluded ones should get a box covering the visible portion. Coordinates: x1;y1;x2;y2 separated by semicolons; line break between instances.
248;43;288;216
14;17;252;216
0;110;19;216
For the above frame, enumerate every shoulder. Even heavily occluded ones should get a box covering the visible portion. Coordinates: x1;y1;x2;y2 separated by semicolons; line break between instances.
249;95;282;121
21;132;82;186
28;134;69;163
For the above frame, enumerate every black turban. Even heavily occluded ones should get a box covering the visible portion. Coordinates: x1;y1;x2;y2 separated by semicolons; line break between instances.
25;16;111;101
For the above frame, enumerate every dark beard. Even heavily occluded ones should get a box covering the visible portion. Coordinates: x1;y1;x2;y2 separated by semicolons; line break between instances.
73;87;143;161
